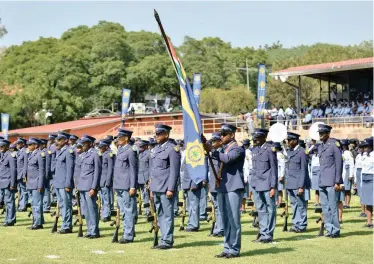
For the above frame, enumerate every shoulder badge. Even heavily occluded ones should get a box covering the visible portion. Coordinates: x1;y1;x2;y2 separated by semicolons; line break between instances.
271;147;276;152
11;152;16;158
335;142;340;147
174;146;180;152
48;150;52;155
41;152;45;157
68;149;73;154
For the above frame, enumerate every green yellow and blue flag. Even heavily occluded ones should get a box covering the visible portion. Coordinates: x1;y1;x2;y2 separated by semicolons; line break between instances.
154;10;206;184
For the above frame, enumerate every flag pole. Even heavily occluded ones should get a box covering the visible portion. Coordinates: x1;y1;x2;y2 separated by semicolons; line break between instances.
154;9;220;187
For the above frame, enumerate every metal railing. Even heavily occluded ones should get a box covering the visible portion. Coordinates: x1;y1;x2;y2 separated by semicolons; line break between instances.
95;115;373;139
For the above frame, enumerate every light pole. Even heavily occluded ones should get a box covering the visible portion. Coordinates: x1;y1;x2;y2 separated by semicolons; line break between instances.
236;59;258;92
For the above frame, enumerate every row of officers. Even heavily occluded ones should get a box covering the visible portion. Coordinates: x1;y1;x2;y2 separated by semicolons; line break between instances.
0;123;373;259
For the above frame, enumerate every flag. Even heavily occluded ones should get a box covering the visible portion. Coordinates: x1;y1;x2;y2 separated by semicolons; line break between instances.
257;64;266;117
1;113;9;140
154;10;206;184
121;88;131;124
192;73;202;108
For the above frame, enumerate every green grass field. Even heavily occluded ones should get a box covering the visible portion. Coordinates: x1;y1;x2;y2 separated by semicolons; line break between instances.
0;195;372;264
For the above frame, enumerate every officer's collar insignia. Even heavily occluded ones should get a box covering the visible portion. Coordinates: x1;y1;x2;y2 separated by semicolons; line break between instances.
97;151;102;156
335;142;340;147
68;149;73;153
11;152;16;158
41;152;45;157
26;150;30;154
174;146;180;152
48;150;52;155
132;146;137;152
305;150;309;155
271;147;275;152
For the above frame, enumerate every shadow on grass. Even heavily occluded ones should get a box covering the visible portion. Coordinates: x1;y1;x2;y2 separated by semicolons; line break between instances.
275;234;317;242
241;247;295;257
341;230;373;237
136;235;187;243
174;240;222;249
342;218;366;224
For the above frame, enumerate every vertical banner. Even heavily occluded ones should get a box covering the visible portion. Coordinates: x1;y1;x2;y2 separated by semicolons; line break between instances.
121;88;131;124
192;73;202;108
1;113;9;140
164;96;171;111
257;64;266;117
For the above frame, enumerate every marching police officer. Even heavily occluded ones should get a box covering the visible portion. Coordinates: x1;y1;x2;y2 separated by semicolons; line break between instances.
113;128;138;244
285;132;309;232
251;128;278;243
207;132;224;237
98;140;114;222
204;123;245;258
317;124;343;238
15;138;28;212
0;139;17;226
149;124;181;250
25;138;46;230
138;140;151;217
54;132;75;234
78;135;102;238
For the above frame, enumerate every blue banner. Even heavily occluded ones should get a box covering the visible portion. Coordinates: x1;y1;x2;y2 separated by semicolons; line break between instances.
1;113;9;140
192;73;202;108
257;64;266;117
121;88;131;121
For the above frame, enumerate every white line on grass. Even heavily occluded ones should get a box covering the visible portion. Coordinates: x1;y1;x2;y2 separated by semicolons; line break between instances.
91;250;106;255
7;259;17;261
45;255;60;259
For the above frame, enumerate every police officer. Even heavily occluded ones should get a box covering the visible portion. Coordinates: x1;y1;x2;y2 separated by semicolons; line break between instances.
285;132;309;232
360;137;373;228
74;140;85;218
25;138;46;230
54;132;75;234
251;128;278;243
98;140;114;222
310;143;321;206
207;132;224;237
341;139;354;209
317;124;343;238
149;124;181;250
78;135;101;238
355;142;367;217
47;134;58;207
15;138;28;212
274;142;285;206
138;140;151;217
182;147;202;232
0;139;17;226
69;135;79;150
113;128;138;244
204;123;245;258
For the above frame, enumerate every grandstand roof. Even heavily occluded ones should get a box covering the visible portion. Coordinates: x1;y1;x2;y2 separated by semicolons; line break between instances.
270;57;373;81
7;116;121;136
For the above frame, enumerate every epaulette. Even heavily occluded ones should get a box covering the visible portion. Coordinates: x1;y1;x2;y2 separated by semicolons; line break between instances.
174;146;180;152
41;152;45;157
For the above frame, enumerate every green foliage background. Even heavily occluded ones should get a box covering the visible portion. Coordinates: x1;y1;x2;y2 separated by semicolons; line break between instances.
0;21;372;128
